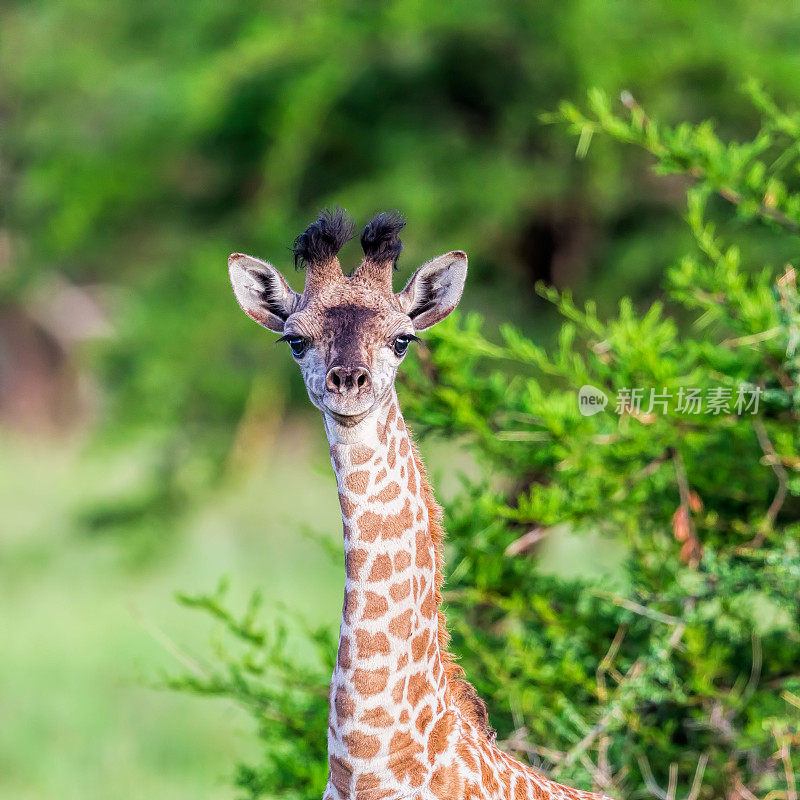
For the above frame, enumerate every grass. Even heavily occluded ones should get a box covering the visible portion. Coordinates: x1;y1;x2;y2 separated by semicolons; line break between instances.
0;420;342;800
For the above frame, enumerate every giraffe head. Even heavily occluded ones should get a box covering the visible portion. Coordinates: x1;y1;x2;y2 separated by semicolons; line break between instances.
229;208;467;433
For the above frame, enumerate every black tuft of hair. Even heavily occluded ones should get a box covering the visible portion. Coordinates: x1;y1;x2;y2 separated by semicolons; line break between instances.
360;211;406;269
292;207;355;269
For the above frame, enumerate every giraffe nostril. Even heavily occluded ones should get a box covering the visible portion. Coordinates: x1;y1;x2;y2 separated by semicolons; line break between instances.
357;374;365;388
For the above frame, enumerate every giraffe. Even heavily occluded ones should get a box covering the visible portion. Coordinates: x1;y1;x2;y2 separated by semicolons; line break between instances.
229;208;615;800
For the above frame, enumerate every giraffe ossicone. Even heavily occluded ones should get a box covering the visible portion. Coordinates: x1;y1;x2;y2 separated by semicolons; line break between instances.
229;208;614;800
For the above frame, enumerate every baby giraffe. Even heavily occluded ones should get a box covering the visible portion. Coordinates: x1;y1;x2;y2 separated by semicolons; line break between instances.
229;209;613;800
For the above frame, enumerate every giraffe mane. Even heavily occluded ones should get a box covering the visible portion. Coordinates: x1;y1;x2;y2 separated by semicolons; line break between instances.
410;440;497;743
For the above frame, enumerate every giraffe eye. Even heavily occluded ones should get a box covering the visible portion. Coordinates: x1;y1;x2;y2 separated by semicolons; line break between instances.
393;334;418;357
278;335;308;357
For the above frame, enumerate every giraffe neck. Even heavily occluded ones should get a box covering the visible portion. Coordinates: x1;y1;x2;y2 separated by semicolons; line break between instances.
325;393;451;799
321;396;610;800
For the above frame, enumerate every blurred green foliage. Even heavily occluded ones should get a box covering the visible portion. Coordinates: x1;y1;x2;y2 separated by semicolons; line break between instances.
4;1;800;541
175;92;800;799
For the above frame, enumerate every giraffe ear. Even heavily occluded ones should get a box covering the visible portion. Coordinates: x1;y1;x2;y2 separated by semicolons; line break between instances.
229;253;300;333
395;250;467;330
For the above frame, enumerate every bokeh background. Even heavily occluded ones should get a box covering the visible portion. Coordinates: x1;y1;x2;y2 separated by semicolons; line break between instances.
2;2;800;798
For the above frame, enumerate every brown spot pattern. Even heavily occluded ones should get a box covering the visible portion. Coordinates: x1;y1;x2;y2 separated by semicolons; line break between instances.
430;762;462;799
387;730;424;783
338;492;355;518
421;588;436;618
334;686;354;726
368;554;392;581
355;510;381;542
337;636;351;669
359;706;394;728
415;526;433;568
376;417;388;445
394;550;411;571
379;498;413;539
343;731;381;759
389;579;410;601
428;711;455;762
362;591;388;620
355;629;390;657
407;462;417;494
391;677;406;704
343;589;357;624
355;772;380;792
411;631;429;661
415;704;433;733
345;548;367;580
406;671;431;706
373;481;401;503
352;667;389;696
345;470;370;494
388;609;412;639
350;445;374;465
329;755;352;796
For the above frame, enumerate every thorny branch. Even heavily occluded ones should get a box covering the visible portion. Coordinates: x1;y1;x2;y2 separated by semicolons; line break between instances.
744;418;790;548
563;598;693;769
637;753;709;800
620;92;800;234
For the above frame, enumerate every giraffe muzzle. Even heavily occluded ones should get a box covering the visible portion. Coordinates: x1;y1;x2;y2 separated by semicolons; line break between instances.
325;365;372;396
322;365;376;419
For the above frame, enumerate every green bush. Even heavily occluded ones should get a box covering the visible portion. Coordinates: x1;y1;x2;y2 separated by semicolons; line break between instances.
172;90;800;799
